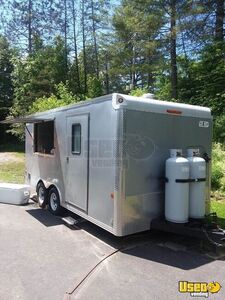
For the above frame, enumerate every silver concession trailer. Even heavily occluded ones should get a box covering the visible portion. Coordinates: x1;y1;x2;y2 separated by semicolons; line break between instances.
2;93;213;236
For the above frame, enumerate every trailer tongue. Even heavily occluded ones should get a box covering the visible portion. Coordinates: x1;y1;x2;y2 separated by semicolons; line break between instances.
151;214;225;250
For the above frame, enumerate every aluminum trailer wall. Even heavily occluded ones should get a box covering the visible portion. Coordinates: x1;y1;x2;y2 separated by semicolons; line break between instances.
119;109;212;235
26;94;118;234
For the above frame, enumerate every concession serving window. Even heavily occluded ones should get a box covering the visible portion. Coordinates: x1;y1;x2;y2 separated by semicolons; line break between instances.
0;116;55;155
34;121;54;155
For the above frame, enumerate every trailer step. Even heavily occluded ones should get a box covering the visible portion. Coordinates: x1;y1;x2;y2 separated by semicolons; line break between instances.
61;216;79;226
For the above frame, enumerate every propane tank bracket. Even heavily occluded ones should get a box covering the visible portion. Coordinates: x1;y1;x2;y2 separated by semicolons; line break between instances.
175;179;191;183
175;178;206;183
190;178;206;182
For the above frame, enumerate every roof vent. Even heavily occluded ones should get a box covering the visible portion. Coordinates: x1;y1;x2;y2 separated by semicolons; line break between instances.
142;93;155;100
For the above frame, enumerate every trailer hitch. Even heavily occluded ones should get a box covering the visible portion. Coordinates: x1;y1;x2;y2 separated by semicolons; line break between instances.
151;214;225;251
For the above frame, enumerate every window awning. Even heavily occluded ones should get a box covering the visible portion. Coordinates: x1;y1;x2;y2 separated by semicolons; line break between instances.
0;116;54;124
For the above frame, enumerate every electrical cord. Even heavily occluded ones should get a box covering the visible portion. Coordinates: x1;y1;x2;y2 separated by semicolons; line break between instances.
63;216;225;298
202;227;225;248
64;247;121;298
64;233;148;299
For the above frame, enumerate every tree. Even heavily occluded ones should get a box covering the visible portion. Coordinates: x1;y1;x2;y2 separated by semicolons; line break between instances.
63;0;68;70
1;0;67;55
90;0;100;77
4;0;42;54
11;37;69;117
190;42;225;115
71;0;81;91
81;0;88;93
0;0;224;145
112;0;163;91
154;0;224;101
0;36;14;119
29;82;80;113
215;0;225;41
87;75;103;98
0;35;14;142
170;0;178;99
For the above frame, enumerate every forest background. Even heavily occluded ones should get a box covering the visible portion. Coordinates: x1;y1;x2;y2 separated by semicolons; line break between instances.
0;0;224;195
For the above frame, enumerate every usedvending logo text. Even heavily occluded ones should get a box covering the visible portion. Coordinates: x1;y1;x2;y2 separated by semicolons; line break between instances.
178;281;221;298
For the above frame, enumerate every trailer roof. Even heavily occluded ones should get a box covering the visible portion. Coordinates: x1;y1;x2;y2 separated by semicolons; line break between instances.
0;93;212;123
112;94;212;118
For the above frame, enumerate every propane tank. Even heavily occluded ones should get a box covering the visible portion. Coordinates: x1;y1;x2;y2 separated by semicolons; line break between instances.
165;149;190;223
187;149;206;219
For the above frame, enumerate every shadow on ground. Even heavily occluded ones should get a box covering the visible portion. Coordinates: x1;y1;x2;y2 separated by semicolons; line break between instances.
26;205;225;271
26;208;63;227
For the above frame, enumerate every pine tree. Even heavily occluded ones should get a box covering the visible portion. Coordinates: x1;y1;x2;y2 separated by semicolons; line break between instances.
11;37;68;117
71;0;81;91
112;0;163;91
215;0;224;41
170;0;178;99
81;0;88;93
0;36;14;119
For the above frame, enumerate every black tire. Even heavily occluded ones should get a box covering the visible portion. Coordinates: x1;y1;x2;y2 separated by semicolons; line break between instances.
37;182;48;208
48;187;62;215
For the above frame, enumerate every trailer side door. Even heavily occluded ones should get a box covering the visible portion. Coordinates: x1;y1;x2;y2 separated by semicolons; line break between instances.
66;114;89;211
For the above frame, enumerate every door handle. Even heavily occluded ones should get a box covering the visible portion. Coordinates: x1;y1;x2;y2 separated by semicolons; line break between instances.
66;157;69;163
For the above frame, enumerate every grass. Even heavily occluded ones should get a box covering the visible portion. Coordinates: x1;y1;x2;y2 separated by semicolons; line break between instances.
0;152;25;184
210;200;225;229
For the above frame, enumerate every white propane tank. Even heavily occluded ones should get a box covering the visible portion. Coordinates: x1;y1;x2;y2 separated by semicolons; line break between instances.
187;149;206;219
165;149;189;223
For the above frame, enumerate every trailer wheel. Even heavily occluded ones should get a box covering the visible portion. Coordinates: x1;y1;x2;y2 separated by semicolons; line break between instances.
48;187;62;215
37;182;47;208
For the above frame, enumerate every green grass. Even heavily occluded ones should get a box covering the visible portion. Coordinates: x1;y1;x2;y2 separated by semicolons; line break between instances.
210;200;225;229
211;143;225;195
0;152;25;184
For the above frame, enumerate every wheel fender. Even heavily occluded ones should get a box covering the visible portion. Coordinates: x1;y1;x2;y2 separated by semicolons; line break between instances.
36;179;62;204
36;179;45;191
